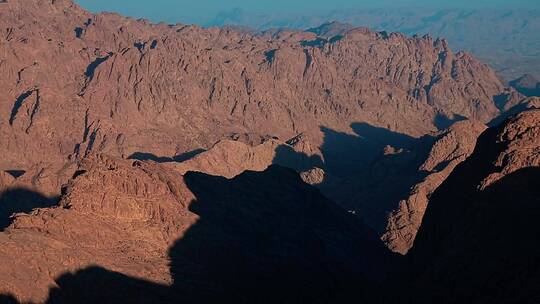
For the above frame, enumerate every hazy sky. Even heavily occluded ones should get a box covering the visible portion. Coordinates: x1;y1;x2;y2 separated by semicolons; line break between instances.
76;0;540;24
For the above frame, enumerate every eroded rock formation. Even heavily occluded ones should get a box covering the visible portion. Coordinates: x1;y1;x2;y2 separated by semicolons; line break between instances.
0;0;519;173
381;120;487;253
404;109;540;303
0;155;393;303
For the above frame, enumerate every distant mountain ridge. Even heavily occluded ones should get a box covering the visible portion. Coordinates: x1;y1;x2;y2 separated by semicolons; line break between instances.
208;8;540;81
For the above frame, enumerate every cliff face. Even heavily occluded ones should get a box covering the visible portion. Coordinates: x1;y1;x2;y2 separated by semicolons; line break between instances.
404;110;540;303
0;0;523;251
382;120;487;254
0;0;515;173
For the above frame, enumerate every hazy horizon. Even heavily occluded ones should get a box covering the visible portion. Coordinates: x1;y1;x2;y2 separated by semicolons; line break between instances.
76;0;540;25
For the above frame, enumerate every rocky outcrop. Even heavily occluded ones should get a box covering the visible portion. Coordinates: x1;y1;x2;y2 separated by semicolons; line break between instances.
0;3;538;302
1;111;539;303
1;0;529;250
403;109;540;303
0;154;393;303
0;154;196;302
167;135;321;179
382;120;487;254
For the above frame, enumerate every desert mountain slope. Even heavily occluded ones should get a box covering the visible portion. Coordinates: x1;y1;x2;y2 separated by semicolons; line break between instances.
381;119;487;253
0;2;538;302
0;0;518;173
403;109;540;303
0;155;394;303
1;111;539;304
1;0;526;246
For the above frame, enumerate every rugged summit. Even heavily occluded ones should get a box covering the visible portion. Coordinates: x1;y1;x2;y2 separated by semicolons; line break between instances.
0;0;517;173
210;8;540;81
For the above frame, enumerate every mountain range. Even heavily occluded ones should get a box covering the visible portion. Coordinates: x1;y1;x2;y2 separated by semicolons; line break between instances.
0;0;539;303
209;8;540;82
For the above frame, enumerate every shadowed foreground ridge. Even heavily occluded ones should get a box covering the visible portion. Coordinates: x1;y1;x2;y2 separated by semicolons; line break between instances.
404;109;540;303
0;111;539;303
169;167;392;303
0;157;395;303
0;188;60;230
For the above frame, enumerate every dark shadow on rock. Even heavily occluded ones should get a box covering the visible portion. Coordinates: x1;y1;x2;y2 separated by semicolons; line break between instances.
128;149;205;164
404;166;540;304
273;144;323;172
169;166;395;303
488;103;539;127
272;123;432;233
172;149;206;162
9;89;35;126
493;92;512;111
264;49;277;63
509;74;540;97
0;188;60;230
74;27;84;39
44;266;174;304
400;119;540;303
128;152;173;163
0;294;19;304
321;123;419;178
84;54;111;79
322;123;432;232
5;170;26;178
1;166;396;304
433;112;467;130
300;37;328;47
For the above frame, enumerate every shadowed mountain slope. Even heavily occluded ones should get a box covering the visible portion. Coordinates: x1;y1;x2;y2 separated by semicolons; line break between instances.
0;155;395;303
403;109;540;303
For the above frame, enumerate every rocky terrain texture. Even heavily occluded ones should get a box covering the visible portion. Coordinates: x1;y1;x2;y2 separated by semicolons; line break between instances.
166;133;320;178
209;8;540;81
381;120;486;254
1;110;539;304
0;0;520;171
0;154;393;303
159;120;491;256
0;1;539;302
402;109;540;303
1;0;529;251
